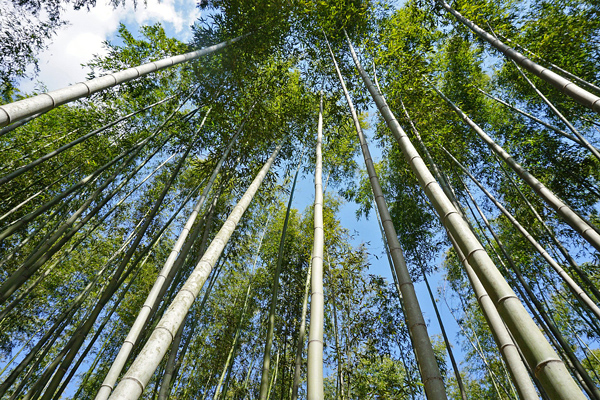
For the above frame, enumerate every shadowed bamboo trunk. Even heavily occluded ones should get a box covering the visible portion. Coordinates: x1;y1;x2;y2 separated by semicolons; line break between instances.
346;32;585;400
437;0;600;115
108;140;285;400
329;35;447;400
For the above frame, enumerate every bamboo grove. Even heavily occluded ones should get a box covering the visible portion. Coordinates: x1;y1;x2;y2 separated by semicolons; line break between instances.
1;0;600;398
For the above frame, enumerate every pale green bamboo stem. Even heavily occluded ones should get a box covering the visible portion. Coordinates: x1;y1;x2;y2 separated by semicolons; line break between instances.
0;35;248;127
291;257;312;400
96;103;247;400
444;148;600;319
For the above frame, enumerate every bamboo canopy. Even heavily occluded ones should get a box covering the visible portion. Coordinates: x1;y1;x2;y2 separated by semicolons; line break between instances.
1;2;600;400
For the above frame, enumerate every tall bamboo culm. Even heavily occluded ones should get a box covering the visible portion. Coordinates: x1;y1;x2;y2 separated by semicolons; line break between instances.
443;148;600;320
307;92;325;400
399;97;539;399
327;35;447;399
345;32;585;400
258;153;302;400
108;140;285;400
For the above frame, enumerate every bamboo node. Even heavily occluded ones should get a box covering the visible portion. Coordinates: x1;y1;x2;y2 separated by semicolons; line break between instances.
155;325;175;341
534;358;563;376
122;375;145;392
496;293;518;305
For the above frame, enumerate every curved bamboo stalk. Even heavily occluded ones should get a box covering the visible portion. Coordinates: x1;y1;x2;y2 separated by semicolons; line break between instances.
0;163;81;222
307;91;325;400
0;93;201;301
108;140;285;400
0;35;249;127
0;128;80;174
346;33;585;399
330;35;447;400
429;82;600;253
2;158;73;207
0;183;196;397
0;129;176;303
437;0;600;115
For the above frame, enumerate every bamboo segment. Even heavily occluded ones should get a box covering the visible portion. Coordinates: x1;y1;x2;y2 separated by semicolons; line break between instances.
438;0;600;115
291;259;312;400
0;35;248;127
259;154;302;400
345;33;585;400
108;140;284;400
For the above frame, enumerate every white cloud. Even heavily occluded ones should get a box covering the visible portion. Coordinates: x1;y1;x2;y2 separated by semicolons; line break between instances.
19;0;200;93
